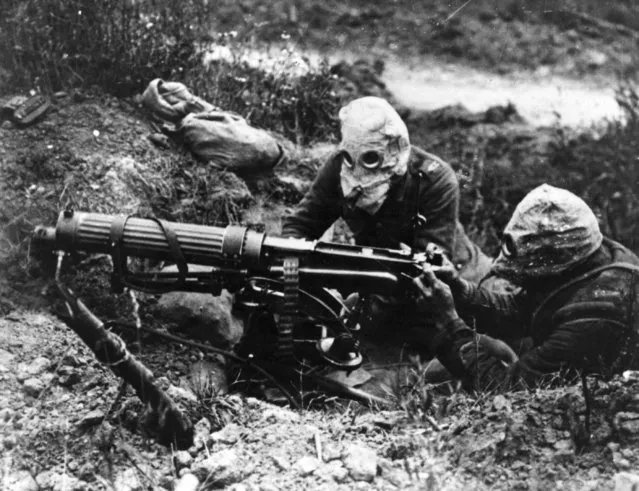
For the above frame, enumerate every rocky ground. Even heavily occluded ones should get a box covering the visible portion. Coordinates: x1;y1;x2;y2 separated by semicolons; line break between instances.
2;1;639;490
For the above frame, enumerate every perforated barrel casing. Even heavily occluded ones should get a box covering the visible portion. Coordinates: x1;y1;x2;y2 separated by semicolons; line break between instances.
54;211;261;266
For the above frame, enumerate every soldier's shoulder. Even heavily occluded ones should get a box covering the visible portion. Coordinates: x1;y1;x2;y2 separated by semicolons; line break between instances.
563;263;639;309
408;147;455;181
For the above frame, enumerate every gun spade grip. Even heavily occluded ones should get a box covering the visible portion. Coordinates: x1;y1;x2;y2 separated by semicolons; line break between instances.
52;211;265;267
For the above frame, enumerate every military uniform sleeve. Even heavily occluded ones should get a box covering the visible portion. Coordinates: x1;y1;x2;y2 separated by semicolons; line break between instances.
413;158;459;257
281;157;342;239
455;280;530;339
432;313;630;391
512;315;630;384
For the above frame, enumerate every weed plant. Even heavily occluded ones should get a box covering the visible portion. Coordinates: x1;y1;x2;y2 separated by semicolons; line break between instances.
0;0;341;143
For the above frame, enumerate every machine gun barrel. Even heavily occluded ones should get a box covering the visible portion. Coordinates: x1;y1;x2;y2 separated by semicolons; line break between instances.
34;211;427;293
34;210;273;269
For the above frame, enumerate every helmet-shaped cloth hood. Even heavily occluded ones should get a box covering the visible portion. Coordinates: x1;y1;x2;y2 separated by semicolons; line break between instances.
338;96;410;173
492;184;603;279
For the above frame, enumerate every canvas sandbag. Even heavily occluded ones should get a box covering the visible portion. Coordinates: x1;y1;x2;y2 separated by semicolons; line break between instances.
142;79;218;123
178;111;286;173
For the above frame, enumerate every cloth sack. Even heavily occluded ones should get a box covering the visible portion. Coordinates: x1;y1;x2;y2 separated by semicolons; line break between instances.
142;79;218;123
179;111;285;174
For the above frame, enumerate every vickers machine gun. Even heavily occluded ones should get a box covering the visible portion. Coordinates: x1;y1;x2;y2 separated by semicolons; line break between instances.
35;210;443;442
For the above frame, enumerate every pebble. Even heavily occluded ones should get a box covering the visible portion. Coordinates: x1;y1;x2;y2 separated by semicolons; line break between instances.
294;456;320;476
342;443;378;482
0;407;14;423
192;418;212;451
4;433;18;449
173;473;200;491
0;348;15;371
23;377;45;397
614;472;639;491
61;354;82;367
35;471;86;491
261;406;301;424
323;460;349;483
114;468;143;491
615;412;639;434
191;449;242;486
174;450;194;470
492;394;511;412
210;423;241;445
78;409;105;427
6;470;38;491
271;453;290;471
322;443;342;462
166;384;198;403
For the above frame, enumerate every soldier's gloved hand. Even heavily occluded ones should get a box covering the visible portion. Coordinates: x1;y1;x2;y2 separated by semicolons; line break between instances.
424;244;472;300
412;265;459;327
475;334;519;366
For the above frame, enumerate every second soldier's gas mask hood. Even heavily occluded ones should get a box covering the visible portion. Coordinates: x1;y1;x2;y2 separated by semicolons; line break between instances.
337;97;411;215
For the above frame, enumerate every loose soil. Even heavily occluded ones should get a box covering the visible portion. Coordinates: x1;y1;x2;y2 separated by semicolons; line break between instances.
2;2;639;490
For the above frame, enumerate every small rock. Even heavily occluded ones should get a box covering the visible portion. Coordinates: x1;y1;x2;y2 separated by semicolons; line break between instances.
553;439;573;452
261;406;301;424
614;471;639;491
148;133;171;149
294;456;320;476
174;450;194;470
210;423;241;445
60;354;82;367
156;287;243;348
78;409;105;427
0;348;15;371
614;412;639;435
114;468;143;491
192;417;212;450
342;444;377;482
57;369;82;387
492;394;511;412
23;377;45;397
6;470;38;491
622;371;639;383
323;443;342;462
166;384;198;403
0;407;14;423
78;462;95;480
191;449;242;486
271;453;290;470
4;433;18;449
173;473;199;491
30;356;52;375
613;453;631;470
35;471;86;491
17;357;51;382
582;49;608;69
323;460;349;483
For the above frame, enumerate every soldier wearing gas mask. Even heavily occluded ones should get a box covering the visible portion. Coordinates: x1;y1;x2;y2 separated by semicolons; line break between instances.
282;96;489;282
282;96;490;347
412;184;639;390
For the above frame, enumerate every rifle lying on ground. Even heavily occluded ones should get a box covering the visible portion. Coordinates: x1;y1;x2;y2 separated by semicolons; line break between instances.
35;210;443;440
